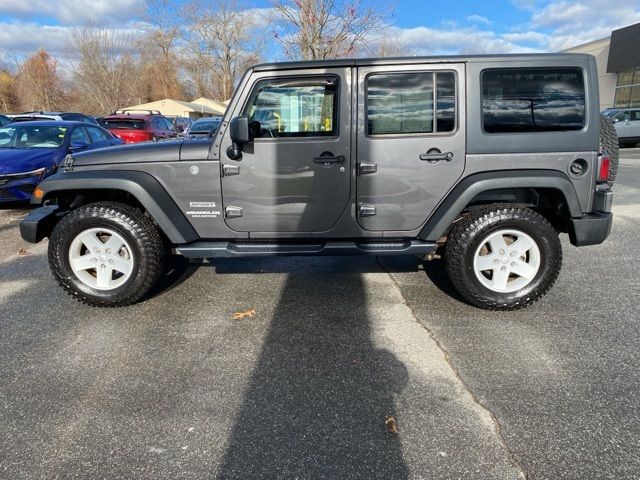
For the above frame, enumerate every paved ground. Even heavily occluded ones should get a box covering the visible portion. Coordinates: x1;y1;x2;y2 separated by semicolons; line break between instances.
0;153;639;479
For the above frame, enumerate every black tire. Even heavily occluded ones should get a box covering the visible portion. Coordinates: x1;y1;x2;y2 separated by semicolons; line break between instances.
600;115;619;187
48;202;165;307
444;204;562;311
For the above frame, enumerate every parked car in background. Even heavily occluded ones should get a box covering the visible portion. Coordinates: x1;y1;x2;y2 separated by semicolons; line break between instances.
602;107;640;147
10;112;99;125
187;117;222;138
0;121;122;202
171;116;193;134
99;110;177;143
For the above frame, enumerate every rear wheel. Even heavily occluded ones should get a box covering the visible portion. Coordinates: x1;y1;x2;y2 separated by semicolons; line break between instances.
49;202;165;307
445;204;562;310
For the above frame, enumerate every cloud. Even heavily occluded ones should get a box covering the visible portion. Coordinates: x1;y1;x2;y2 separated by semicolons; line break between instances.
0;22;142;58
376;26;542;55
0;0;142;25
466;15;491;25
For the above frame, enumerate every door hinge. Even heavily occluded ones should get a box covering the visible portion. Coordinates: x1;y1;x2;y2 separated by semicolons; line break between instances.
358;203;377;217
225;206;243;218
222;164;240;176
358;162;377;175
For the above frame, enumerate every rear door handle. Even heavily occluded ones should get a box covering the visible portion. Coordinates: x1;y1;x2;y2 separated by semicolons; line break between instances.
314;152;345;164
419;150;453;163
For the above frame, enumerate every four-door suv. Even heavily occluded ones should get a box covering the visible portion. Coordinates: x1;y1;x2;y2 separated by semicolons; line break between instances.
20;53;618;310
602;107;640;147
99;110;177;143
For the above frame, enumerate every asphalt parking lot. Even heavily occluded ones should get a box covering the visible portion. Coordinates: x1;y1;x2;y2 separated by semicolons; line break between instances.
1;152;639;479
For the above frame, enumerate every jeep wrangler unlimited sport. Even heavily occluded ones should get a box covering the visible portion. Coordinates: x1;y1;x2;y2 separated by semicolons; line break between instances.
20;54;618;310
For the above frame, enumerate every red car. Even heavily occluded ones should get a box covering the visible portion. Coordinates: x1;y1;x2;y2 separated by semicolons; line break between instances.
99;110;177;143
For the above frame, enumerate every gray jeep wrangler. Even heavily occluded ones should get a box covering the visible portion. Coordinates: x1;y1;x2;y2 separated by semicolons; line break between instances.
20;53;618;310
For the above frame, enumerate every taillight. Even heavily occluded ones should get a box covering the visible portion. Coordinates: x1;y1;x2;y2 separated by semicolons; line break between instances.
598;155;611;183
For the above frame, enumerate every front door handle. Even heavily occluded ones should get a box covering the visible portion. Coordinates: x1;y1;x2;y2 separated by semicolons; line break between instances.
419;149;454;163
314;151;345;164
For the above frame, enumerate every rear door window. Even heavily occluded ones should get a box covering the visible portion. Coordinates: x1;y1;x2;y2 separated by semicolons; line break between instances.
482;68;585;133
86;126;110;143
366;71;456;135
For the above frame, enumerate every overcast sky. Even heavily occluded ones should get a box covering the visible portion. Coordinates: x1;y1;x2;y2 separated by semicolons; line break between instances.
0;0;638;59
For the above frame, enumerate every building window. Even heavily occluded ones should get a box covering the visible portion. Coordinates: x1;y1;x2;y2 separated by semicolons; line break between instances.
614;68;640;108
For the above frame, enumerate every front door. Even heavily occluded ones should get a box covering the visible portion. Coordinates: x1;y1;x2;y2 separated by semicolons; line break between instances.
356;63;466;231
220;69;352;233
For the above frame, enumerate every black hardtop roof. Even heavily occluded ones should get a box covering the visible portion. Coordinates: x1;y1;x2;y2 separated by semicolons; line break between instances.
252;53;593;72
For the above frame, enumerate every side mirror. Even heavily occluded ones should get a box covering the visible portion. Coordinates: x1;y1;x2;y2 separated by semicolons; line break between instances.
70;140;88;151
227;115;253;160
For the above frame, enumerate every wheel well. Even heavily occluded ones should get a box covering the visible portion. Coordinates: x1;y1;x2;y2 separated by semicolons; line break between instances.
45;189;144;211
461;187;572;233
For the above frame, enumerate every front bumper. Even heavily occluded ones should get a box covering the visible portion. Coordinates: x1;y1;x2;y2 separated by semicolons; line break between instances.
19;205;61;243
568;190;613;247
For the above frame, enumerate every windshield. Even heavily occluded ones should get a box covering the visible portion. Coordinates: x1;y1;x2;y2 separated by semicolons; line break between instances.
190;119;221;133
100;119;147;129
0;125;68;149
601;110;619;118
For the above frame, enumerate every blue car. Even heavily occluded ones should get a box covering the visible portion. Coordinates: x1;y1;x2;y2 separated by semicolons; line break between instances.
0;121;123;202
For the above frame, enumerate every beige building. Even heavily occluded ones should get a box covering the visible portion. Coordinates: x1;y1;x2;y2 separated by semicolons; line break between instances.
563;22;640;111
191;97;228;115
122;98;224;119
563;37;616;111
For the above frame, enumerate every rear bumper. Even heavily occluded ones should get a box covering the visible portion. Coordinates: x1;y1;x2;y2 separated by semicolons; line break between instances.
19;205;61;243
569;212;612;247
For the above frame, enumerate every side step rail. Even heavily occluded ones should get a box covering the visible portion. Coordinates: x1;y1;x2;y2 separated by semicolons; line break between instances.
176;240;436;258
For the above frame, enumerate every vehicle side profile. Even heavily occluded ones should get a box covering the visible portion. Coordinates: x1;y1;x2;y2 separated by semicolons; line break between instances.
20;54;617;310
602;107;640;147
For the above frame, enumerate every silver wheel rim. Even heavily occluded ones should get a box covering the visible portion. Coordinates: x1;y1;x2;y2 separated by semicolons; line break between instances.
473;229;541;293
68;228;135;291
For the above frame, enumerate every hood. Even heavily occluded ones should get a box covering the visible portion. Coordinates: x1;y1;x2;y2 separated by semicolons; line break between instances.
0;148;62;175
72;140;184;167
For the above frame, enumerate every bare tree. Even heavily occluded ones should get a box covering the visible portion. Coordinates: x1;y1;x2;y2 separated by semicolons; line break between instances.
16;49;65;111
68;26;140;114
0;69;18;112
272;0;393;60
181;0;264;100
139;0;186;100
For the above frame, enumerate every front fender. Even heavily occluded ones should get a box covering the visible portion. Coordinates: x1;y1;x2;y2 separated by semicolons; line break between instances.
32;170;198;244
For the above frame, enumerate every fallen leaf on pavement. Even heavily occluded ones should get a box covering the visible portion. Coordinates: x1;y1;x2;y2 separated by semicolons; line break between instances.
232;308;256;320
18;248;29;256
385;415;399;434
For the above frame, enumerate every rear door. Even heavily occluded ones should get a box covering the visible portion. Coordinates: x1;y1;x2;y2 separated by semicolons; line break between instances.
356;63;466;232
220;68;352;233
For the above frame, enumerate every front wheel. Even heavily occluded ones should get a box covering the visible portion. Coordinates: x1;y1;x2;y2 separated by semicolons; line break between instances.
444;204;562;310
48;202;166;307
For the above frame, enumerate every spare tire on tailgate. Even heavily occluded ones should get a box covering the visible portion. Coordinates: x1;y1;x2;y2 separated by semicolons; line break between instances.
600;115;619;188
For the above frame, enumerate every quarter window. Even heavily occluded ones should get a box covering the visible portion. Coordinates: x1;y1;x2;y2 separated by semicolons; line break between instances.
244;77;338;138
366;72;456;136
482;68;585;133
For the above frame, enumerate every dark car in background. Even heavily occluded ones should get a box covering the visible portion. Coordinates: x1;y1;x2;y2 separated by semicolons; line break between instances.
187;117;222;138
0;121;122;202
10;112;99;125
99;110;177;143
